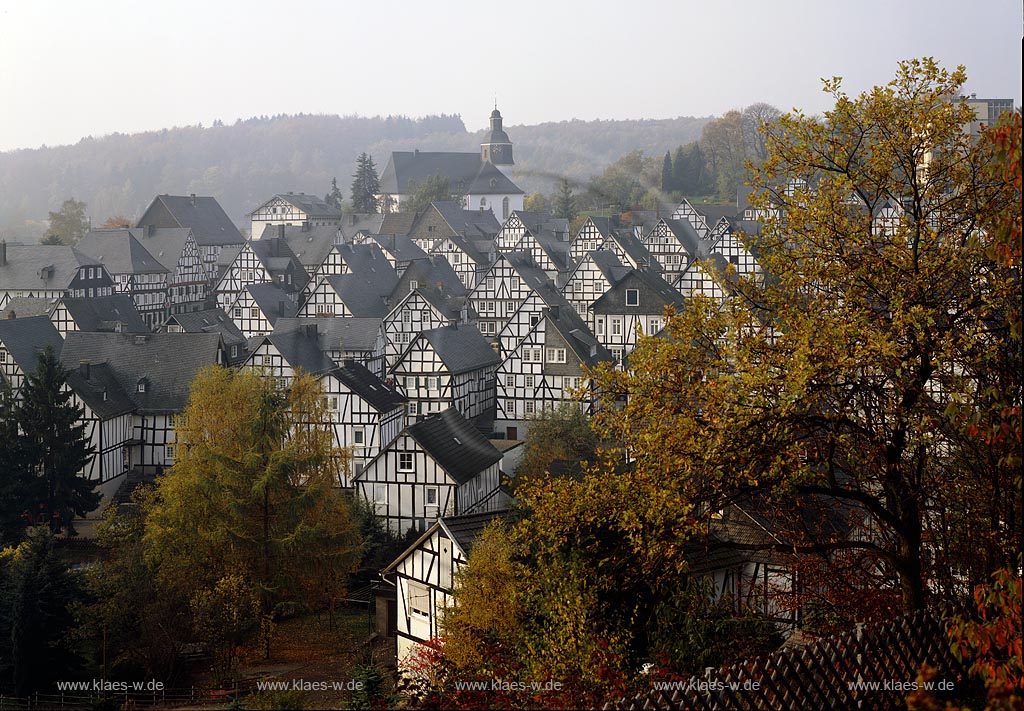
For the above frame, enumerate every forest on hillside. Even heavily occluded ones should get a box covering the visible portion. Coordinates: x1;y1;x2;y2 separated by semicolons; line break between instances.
0;112;710;240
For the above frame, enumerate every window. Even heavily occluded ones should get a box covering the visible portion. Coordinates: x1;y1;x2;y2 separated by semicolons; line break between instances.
165;445;175;460
409;280;419;291
407;581;430;618
502;197;510;220
729;255;739;265
353;428;365;445
402;311;412;324
250;307;260;318
277;378;287;389
596;318;604;335
479;321;496;336
427;377;438;390
168;324;183;333
0;351;6;363
396;332;411;344
505;374;515;387
486;277;495;290
611;318;622;336
262;355;273;367
523;347;542;363
425;487;438;505
524;375;534;388
398;452;414;471
326;396;338;410
231;345;238;358
546;348;566;364
525;401;536;415
611;348;622;364
650;317;664;334
245;270;255;281
625;289;639;306
136;380;146;393
405;376;416;390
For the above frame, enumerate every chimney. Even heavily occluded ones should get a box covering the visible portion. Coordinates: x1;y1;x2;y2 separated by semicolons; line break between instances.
79;361;90;379
278;224;285;239
303;323;317;339
0;240;6;266
190;193;196;206
147;224;156;237
549;305;559;320
343;359;355;369
278;300;286;316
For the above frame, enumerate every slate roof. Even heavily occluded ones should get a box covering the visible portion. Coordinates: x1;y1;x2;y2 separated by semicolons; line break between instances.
609;229;663;273
61;295;149;333
544;305;614;368
0;244;105;291
140;195;244;246
165;308;247;348
442;509;514;555
408;407;502;485
694;203;740;226
418;324;499;375
430;201;501;239
0;316;64;375
378;211;418;236
592;268;686;313
330;243;399;283
324;274;394;318
587;249;632;286
76;230;168;275
59;332;222;413
368;234;428;263
245;283;298;325
249;238;308;287
136;227;194;273
1;297;56;320
380;152;523;195
272;317;383;353
333;360;406;413
262;328;335;376
393;256;468;300
65;362;136;419
272;225;339;268
659;218;708;257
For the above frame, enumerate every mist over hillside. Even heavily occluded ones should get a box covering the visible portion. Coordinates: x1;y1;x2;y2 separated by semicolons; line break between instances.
0;112;710;240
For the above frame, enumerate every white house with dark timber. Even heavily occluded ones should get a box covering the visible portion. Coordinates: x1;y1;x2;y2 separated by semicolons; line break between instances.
355;407;503;535
642;218;708;281
467;251;550;342
495;303;612;440
568;216;619;263
592;268;685;366
137;194;245;284
214;237;307;310
134;226;208;316
60;332;225;474
383;510;512;666
561;249;632;327
162;308;250;366
302;243;397;304
390;324;499;423
64;361;135;489
241;326;406;485
227;282;299;338
0;242;115;313
383;287;467;373
248;193;342;239
76;229;169;329
50;294;149;338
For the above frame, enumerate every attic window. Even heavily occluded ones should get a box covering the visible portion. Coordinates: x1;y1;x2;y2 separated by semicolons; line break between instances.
625;289;640;306
136;380;147;393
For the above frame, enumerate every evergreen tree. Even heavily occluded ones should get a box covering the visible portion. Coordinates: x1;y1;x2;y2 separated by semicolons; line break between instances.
661;151;674;192
0;528;88;695
674;143;705;195
0;389;34;545
324;177;343;210
349;153;381;214
15;346;98;534
553;178;578;221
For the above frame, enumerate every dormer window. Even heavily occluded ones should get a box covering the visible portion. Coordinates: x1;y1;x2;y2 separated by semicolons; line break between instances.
626;289;640;307
136;379;147;393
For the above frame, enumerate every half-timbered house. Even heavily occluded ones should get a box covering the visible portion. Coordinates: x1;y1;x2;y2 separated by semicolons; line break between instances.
561;249;631;326
405;201;500;255
65;361;135;488
608;227;663;273
0;241;115;311
249;192;342;239
137;194;245;284
302;243;397;303
383;510;511;665
0;316;64;394
467;252;549;342
673;253;731;300
241;328;406;485
60;332;225;473
642;218;708;281
135;226;208;316
592;268;685;366
50;295;149;337
227;282;299;338
355;407;503;535
383;287;467;372
363;234;429;277
76;229;170;328
298;273;397;319
495;304;612;440
214;237;307;308
568;216;620;263
272;317;387;378
390;324;498;422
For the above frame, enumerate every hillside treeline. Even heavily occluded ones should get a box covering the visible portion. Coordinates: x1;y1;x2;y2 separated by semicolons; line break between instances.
0;113;709;240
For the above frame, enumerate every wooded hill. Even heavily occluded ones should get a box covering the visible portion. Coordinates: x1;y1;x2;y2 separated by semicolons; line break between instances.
0;113;710;240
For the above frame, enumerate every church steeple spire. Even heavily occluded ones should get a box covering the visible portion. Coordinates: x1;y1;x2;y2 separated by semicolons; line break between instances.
481;106;513;168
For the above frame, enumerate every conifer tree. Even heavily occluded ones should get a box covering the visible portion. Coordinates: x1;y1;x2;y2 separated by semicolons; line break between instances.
350;153;381;213
15;346;97;534
324;176;343;210
0;389;33;544
661;151;674;192
553;178;578;221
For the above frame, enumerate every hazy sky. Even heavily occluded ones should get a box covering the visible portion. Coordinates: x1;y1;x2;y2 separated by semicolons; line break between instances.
1;0;1020;152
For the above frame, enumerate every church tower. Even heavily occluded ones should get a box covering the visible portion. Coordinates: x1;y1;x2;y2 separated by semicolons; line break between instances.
480;107;514;177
